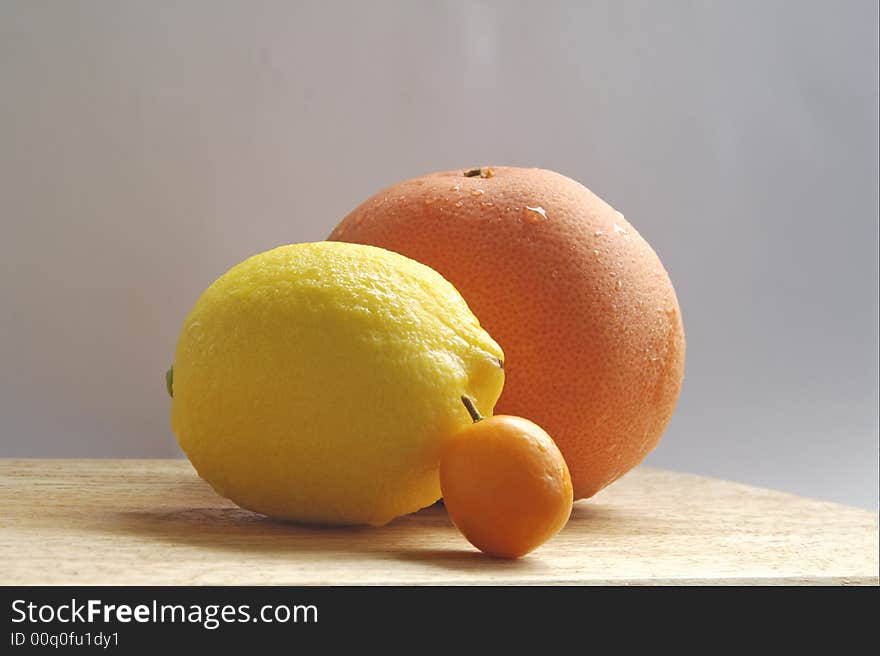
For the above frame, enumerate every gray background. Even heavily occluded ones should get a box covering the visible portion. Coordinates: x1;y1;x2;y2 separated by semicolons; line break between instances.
1;1;877;509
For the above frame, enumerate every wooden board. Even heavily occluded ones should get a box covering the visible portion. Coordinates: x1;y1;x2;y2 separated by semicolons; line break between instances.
0;459;876;585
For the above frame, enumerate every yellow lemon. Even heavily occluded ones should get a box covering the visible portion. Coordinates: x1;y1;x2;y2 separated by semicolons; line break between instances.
169;242;505;526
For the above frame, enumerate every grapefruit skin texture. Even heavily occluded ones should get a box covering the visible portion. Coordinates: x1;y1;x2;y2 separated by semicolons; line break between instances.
329;167;685;499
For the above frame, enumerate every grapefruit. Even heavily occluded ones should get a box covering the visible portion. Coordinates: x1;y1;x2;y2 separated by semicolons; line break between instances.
329;167;685;499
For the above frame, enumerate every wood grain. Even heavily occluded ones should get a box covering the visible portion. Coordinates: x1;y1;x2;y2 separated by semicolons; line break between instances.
0;459;876;585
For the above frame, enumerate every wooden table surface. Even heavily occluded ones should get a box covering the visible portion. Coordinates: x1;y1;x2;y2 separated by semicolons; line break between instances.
0;459;876;586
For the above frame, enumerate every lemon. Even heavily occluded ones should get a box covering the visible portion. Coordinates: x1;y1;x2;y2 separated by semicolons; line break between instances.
169;242;505;526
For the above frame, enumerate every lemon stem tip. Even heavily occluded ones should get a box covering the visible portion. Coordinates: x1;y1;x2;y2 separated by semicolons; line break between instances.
166;366;173;398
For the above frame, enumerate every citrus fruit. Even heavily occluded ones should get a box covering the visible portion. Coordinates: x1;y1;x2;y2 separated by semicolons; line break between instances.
168;241;505;526
440;397;573;558
329;166;685;499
